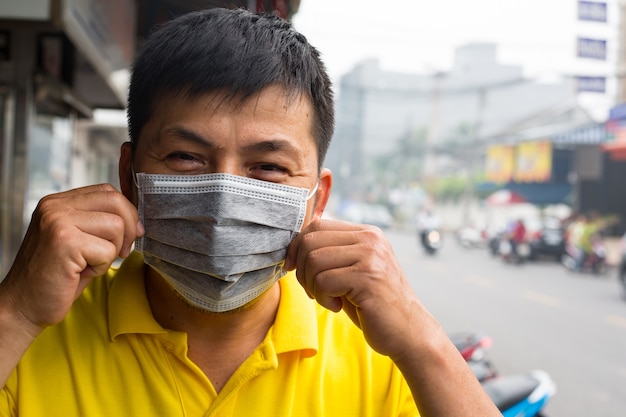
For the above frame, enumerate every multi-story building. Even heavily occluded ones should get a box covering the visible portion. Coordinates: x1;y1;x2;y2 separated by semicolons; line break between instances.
326;43;590;201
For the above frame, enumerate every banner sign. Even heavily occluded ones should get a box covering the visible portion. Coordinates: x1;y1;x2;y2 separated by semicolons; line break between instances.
514;141;552;183
576;76;606;93
578;1;607;22
485;145;514;183
577;37;607;60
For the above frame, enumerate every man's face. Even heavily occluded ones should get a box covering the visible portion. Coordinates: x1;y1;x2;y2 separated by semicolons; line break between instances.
121;85;331;226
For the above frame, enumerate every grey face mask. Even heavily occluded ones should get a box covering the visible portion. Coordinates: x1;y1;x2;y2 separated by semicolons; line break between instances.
134;172;316;312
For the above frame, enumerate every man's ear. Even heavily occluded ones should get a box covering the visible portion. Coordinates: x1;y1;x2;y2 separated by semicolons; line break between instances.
312;168;332;221
119;142;135;202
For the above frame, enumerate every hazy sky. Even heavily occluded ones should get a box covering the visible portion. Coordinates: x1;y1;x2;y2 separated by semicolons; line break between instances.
292;0;621;118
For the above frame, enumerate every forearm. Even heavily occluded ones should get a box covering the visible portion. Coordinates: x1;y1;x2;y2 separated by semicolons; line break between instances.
392;318;501;417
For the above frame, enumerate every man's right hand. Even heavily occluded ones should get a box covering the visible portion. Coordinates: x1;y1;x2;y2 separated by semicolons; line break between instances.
0;184;143;385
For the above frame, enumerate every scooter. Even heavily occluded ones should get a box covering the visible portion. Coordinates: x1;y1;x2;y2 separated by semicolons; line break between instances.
562;238;607;275
450;331;493;362
419;228;443;255
499;238;531;264
483;370;556;417
450;332;556;416
449;332;498;382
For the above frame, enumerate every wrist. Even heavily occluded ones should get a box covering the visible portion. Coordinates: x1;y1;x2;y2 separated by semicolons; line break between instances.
0;286;44;350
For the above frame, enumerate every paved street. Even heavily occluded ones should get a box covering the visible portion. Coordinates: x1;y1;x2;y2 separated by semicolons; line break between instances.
385;228;626;417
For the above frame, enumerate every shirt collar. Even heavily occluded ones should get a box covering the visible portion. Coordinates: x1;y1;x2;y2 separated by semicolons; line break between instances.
272;272;319;357
108;252;319;357
108;251;168;341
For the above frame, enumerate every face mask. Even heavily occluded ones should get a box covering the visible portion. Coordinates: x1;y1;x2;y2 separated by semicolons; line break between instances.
134;172;317;312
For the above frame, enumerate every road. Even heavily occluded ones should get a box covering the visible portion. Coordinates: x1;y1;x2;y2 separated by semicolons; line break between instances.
385;228;626;417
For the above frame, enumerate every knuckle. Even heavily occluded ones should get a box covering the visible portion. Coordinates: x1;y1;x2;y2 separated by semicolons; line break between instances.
109;213;126;231
96;183;119;193
104;189;127;206
360;225;384;240
300;230;317;249
305;246;323;264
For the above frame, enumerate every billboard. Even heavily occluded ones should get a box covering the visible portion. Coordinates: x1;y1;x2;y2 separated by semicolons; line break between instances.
514;141;553;183
485;145;515;183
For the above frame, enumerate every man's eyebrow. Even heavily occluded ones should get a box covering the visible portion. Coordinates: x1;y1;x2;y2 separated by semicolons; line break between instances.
242;139;301;155
163;126;214;147
163;126;303;155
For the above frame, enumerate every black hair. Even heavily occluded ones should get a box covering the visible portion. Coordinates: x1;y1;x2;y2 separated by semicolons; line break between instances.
127;7;334;168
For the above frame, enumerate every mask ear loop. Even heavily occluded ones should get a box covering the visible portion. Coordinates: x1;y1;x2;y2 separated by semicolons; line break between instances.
306;182;319;201
131;166;139;188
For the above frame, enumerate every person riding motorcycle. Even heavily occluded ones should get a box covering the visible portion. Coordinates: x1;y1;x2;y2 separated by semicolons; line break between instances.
416;208;441;253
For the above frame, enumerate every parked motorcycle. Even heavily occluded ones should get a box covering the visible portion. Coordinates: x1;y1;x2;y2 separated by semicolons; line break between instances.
450;331;556;416
419;228;443;255
483;370;556;417
449;332;498;382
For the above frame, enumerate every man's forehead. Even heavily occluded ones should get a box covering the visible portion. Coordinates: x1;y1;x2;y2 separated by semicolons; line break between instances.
155;85;311;114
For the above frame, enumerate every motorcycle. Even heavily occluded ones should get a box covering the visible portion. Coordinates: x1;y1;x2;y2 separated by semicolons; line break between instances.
499;238;531;264
419;228;443;255
450;332;556;416
483;370;556;417
562;239;607;275
449;332;498;383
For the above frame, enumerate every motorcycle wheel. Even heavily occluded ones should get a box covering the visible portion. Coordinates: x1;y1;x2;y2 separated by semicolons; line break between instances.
592;260;608;276
561;254;577;271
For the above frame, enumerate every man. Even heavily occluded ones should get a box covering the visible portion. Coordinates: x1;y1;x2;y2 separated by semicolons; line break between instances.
0;8;500;416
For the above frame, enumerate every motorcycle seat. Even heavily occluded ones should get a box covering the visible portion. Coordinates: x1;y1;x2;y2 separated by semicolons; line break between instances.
481;372;539;411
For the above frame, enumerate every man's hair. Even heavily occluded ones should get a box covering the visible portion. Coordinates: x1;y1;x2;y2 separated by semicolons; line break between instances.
127;7;334;168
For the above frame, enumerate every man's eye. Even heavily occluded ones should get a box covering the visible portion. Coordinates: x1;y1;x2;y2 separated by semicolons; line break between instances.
168;152;196;161
258;164;284;172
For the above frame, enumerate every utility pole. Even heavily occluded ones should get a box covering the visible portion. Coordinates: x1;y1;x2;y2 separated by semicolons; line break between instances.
462;87;487;225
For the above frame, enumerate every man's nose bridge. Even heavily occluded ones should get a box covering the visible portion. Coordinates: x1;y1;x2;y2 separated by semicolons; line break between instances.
210;154;245;177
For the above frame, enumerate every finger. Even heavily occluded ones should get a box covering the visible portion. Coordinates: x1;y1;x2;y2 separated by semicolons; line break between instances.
47;186;141;257
294;226;385;281
73;210;130;260
295;242;368;313
76;233;120;279
286;219;365;270
286;220;369;270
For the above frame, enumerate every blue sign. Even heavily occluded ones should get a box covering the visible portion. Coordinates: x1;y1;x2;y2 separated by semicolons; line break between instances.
576;76;606;93
577;37;607;60
609;103;626;120
578;1;607;22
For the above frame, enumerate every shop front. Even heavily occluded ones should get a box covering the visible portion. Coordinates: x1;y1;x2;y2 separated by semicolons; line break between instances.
0;0;135;276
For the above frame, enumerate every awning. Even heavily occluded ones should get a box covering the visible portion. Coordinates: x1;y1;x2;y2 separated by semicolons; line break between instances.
506;183;573;206
550;123;607;145
478;182;573;206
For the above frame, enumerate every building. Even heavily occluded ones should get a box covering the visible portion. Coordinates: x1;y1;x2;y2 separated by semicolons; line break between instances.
326;43;583;201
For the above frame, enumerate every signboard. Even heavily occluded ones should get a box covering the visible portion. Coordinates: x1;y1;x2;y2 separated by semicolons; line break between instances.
514;141;552;183
576;76;606;93
577;37;607;60
578;1;607;22
609;102;626;120
485;145;514;183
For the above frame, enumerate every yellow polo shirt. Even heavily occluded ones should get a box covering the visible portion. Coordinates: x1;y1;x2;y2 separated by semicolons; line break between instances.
2;252;418;416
